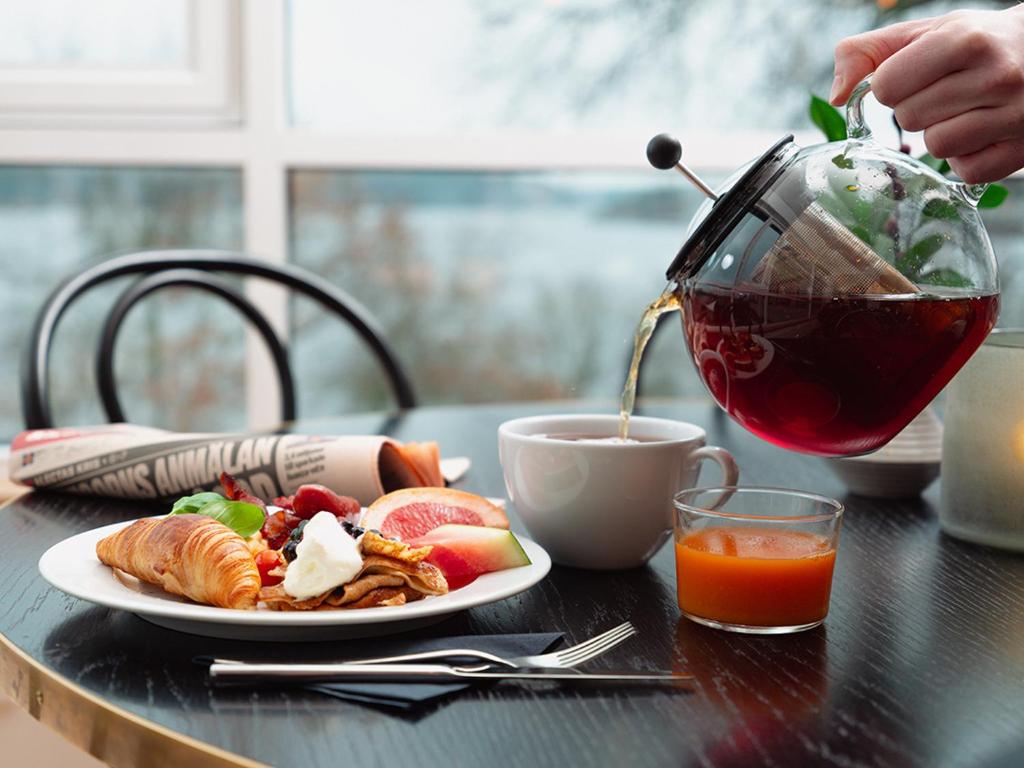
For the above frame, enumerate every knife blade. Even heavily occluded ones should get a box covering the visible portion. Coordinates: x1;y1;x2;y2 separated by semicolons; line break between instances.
208;661;694;686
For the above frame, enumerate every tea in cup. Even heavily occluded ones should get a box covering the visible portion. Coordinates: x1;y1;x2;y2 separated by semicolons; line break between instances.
498;414;738;569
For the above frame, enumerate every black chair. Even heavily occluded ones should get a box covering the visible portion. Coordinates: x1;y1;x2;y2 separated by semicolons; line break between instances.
21;250;417;429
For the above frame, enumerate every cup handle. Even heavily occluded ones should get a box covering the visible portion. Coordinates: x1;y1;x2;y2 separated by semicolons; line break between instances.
692;445;739;486
691;445;739;511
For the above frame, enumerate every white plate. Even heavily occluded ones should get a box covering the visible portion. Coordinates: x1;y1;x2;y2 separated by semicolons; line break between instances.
38;520;551;641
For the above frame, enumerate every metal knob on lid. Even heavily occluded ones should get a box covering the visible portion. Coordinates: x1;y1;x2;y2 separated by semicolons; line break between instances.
646;134;718;201
647;133;795;282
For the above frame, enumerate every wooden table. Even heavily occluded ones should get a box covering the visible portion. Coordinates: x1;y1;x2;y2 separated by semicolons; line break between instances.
3;401;1024;768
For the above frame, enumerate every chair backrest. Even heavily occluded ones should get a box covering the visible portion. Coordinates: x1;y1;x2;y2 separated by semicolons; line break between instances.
21;250;417;429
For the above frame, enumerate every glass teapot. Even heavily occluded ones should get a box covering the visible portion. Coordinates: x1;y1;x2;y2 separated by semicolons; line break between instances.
648;79;1000;456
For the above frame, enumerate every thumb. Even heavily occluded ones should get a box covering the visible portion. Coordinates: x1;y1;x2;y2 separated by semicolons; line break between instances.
829;18;931;105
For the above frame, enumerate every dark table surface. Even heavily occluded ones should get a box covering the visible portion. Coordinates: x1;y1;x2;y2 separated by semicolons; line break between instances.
3;401;1024;768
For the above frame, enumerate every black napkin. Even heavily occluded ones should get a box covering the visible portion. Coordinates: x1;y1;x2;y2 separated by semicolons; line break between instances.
306;632;563;710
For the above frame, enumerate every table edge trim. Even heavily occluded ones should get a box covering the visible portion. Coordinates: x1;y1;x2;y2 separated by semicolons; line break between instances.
0;631;267;768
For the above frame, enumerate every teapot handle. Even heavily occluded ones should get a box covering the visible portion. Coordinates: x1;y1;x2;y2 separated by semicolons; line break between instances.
845;76;989;207
955;180;989;207
844;77;875;141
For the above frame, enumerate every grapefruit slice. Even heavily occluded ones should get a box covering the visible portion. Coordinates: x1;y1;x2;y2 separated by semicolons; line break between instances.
410;524;531;589
361;488;509;540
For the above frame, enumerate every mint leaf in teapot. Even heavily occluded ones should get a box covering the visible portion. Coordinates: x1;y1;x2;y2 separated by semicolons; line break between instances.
170;493;265;537
919;268;972;289
831;153;855;170
810;96;847;142
978;184;1009;209
918;153;952;175
849;225;873;247
896;233;946;276
922;198;960;220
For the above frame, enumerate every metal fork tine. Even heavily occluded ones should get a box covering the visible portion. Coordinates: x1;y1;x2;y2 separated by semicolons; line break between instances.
563;623;636;657
552;622;633;661
557;625;636;663
555;623;636;664
557;628;637;667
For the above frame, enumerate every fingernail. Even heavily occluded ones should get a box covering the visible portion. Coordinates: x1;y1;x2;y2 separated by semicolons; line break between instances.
829;75;843;104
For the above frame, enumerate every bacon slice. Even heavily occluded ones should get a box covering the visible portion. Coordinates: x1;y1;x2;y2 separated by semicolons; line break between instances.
219;472;267;510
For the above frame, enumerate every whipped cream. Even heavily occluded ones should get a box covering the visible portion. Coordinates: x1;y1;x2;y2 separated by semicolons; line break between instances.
283;511;363;600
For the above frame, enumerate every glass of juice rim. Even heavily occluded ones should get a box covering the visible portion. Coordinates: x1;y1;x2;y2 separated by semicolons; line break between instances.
673;486;844;635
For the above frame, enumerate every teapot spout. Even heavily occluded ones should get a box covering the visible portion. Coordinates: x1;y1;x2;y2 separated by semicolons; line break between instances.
954;180;988;207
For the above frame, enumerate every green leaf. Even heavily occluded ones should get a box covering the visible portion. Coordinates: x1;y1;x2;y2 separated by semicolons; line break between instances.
810;96;847;142
896;233;946;276
917;153;951;175
171;491;225;515
849;225;873;246
922;198;960;220
918;268;972;289
977;183;1009;208
171;497;265;537
831;153;855;170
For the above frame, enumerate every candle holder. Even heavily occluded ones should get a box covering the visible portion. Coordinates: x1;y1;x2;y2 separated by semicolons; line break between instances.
940;329;1024;551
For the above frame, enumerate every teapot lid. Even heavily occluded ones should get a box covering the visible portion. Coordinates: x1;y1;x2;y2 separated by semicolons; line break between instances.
659;134;795;281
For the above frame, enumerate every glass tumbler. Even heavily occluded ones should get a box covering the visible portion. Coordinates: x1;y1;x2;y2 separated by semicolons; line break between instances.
674;487;844;634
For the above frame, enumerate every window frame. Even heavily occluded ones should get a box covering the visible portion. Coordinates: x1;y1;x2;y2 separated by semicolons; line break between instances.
0;0;241;127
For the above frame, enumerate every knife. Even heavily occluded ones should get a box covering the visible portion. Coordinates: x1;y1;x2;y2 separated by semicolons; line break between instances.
208;661;694;686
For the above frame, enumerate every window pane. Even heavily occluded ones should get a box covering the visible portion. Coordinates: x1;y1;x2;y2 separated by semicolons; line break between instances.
290;171;1022;415
1;0;188;69
289;169;716;414
288;0;998;135
0;167;242;439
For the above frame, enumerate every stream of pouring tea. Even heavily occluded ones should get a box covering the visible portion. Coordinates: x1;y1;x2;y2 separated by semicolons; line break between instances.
619;285;682;440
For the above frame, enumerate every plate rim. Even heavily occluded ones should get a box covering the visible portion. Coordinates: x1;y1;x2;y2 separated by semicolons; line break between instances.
38;518;551;627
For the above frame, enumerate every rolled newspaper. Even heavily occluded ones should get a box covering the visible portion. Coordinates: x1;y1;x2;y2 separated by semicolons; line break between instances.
8;424;445;506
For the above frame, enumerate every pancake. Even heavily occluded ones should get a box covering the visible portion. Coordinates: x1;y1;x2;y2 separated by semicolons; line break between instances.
259;536;448;611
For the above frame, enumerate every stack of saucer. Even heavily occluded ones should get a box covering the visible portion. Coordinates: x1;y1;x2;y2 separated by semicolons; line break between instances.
823;408;943;498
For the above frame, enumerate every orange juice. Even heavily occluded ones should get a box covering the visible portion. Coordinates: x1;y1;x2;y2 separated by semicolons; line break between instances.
675;527;836;628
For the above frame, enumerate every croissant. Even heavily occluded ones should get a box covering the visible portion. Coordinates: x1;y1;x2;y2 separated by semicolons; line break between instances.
96;514;260;609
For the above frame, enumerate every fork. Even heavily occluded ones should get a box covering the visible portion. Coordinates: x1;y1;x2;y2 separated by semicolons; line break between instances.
339;620;637;670
211;621;637;671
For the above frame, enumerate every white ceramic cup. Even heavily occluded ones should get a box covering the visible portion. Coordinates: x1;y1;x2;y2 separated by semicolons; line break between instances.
498;414;739;569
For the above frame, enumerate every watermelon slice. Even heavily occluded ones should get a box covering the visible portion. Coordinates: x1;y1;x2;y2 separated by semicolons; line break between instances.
410;524;531;589
361;488;509;540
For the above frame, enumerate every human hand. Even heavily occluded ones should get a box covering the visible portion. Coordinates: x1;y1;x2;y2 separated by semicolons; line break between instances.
830;6;1024;184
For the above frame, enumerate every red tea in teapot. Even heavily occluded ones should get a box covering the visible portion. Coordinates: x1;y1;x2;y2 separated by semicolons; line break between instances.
681;284;998;455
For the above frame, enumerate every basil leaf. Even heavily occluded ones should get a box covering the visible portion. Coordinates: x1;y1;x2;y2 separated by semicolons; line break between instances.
196;499;266;537
171;495;265;537
810;96;847;142
978;184;1009;209
171;492;225;515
